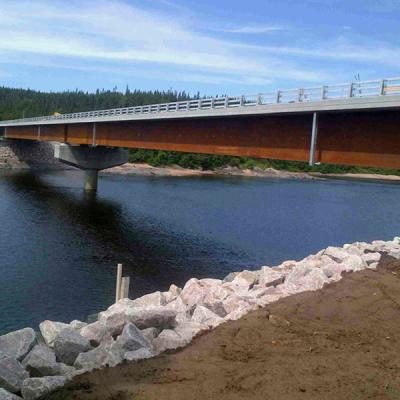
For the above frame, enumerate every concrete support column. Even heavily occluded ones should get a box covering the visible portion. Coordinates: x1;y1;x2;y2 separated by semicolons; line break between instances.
54;144;128;191
84;170;99;191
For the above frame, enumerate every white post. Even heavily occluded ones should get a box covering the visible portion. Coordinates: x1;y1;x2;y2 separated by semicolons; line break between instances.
115;264;123;303
120;277;130;299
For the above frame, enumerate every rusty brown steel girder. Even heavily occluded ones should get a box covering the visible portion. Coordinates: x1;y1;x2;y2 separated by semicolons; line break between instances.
3;109;400;169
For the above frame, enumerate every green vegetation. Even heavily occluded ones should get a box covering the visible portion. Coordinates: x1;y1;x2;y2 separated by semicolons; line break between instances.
1;85;398;176
129;149;400;176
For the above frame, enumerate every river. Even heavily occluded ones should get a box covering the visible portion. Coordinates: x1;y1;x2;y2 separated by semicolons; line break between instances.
0;169;399;334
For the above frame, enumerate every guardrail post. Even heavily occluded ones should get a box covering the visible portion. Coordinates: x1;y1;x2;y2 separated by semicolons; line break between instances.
309;112;318;166
348;83;353;97
240;95;244;106
224;97;229;108
380;79;386;95
276;90;281;103
257;94;262;105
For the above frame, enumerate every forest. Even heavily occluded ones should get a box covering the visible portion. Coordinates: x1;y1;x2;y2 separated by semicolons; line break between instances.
1;86;398;175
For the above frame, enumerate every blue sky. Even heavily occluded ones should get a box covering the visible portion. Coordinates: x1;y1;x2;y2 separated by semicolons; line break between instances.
0;0;399;96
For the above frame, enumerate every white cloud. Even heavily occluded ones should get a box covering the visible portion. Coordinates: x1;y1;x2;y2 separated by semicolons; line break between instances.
214;25;284;34
0;0;397;90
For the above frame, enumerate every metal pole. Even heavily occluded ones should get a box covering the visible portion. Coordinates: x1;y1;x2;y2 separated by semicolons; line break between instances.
309;112;318;166
115;264;123;303
92;123;96;147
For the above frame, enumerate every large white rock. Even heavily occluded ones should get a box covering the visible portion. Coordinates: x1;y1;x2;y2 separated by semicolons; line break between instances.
284;266;330;294
21;376;67;400
39;321;70;347
74;342;122;371
126;307;177;330
53;330;91;366
80;321;109;347
179;279;211;309
21;345;57;377
124;348;153;362
221;294;256;315
152;330;187;354
323;246;351;263
341;254;365;272
114;323;152;353
174;321;208;342
258;268;285;288
361;252;381;266
0;328;36;361
322;263;347;281
0;388;22;400
69;320;87;331
131;292;167;308
230;270;258;291
191;306;224;328
0;358;29;393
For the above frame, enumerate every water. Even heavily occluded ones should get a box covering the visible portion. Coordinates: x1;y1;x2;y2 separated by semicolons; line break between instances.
0;169;399;334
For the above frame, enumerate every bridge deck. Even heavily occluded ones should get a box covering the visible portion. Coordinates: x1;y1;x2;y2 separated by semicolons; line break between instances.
1;77;399;170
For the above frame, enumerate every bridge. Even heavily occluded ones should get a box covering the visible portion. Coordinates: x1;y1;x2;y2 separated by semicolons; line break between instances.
1;77;399;190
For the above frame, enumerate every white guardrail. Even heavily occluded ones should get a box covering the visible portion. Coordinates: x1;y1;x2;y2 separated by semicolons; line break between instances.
2;77;400;125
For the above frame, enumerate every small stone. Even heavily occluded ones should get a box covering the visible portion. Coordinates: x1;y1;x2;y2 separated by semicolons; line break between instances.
21;376;67;400
0;328;36;361
0;357;29;393
39;321;69;347
21;345;57;377
53;330;91;366
0;388;22;400
268;314;290;327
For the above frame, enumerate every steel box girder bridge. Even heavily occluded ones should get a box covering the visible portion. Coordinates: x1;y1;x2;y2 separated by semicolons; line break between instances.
1;77;400;189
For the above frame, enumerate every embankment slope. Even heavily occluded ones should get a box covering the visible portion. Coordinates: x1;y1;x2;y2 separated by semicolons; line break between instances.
47;254;400;400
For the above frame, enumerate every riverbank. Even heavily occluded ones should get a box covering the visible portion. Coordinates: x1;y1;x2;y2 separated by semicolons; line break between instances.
102;163;315;179
47;252;400;400
1;238;399;399
103;162;400;182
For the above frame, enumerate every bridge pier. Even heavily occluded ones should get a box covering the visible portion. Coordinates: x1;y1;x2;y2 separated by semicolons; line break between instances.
54;144;128;191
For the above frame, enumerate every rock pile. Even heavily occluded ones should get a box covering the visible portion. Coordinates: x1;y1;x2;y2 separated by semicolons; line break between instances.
0;237;399;399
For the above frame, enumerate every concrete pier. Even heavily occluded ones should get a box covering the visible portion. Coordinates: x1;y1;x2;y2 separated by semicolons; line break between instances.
54;144;128;191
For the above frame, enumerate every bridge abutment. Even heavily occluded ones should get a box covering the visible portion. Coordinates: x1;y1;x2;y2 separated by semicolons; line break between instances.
54;144;128;191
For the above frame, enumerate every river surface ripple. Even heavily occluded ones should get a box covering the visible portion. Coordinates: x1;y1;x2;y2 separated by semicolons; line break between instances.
0;169;399;334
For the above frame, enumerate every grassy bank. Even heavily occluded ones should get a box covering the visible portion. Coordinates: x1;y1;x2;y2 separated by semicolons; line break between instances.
129;149;400;176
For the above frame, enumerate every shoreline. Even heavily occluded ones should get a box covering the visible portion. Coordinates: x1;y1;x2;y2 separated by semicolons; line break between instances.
1;237;400;399
102;162;400;183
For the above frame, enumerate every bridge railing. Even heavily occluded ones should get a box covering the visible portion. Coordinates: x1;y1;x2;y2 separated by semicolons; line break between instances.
2;77;400;125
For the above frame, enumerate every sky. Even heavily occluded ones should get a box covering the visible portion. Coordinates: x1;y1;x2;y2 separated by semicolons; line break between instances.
0;0;399;96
